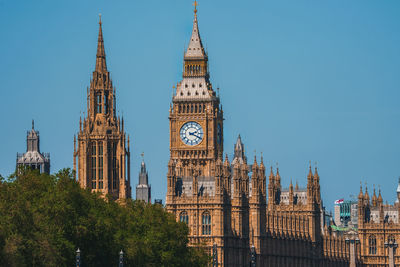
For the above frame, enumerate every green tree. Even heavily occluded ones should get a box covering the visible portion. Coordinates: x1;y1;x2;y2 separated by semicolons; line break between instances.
0;169;209;267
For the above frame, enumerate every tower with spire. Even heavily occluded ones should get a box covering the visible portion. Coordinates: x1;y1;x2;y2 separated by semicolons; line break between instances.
167;0;223;173
166;2;232;264
16;120;50;174
136;153;151;203
165;2;350;266
73;16;131;201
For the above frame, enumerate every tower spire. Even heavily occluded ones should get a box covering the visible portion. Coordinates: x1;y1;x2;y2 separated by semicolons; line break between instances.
184;1;207;60
95;14;107;73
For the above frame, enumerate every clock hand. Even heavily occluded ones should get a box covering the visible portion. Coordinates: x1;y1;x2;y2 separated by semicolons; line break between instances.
188;131;201;138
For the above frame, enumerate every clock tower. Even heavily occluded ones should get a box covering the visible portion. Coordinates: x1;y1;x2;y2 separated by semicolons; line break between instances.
168;3;223;178
166;2;229;264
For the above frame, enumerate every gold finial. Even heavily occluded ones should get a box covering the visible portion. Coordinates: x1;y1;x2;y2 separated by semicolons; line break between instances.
99;13;102;25
193;0;198;14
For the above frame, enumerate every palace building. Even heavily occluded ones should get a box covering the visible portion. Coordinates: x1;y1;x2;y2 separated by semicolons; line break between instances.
356;181;400;266
73;17;131;201
165;3;350;266
66;6;400;267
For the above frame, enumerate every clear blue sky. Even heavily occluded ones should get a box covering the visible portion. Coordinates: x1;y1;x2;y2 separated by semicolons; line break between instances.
1;0;399;212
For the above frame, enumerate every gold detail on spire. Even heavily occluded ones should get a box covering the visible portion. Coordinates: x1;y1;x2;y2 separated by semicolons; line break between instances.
193;0;198;14
99;13;102;25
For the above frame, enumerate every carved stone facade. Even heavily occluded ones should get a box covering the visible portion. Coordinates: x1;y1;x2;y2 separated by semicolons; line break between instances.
356;181;400;266
165;5;350;267
73;17;131;201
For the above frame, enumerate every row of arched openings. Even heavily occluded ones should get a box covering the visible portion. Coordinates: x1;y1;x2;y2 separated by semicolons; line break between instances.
179;211;212;235
185;65;202;75
369;235;396;255
178;103;206;114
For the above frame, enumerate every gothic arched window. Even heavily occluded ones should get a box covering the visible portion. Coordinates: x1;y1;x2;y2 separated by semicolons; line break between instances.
388;235;396;244
98;142;103;189
104;94;108;114
202;212;211;235
97;94;102;114
91;142;97;189
179;211;189;224
369;235;377;255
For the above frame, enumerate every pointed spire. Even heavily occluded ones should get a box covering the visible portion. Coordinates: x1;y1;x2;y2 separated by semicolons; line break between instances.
224;153;230;166
259;152;265;170
308;162;313;178
314;166;319;179
32;119;34;130
372;184;377;206
95;14;107;73
276;164;280;179
232;134;246;164
378;186;383;204
295;181;299;191
269;166;275;185
269;166;274;177
364;183;370;202
184;1;207;59
140;152;146;173
252;154;258;173
358;181;364;200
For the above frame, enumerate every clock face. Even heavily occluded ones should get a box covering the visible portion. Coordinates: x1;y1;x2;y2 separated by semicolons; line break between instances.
180;121;204;146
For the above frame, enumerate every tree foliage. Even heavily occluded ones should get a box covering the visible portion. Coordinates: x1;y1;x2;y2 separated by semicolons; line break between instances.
0;169;209;266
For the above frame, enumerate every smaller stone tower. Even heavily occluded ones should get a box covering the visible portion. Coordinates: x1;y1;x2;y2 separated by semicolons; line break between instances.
16;120;50;174
136;154;151;203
